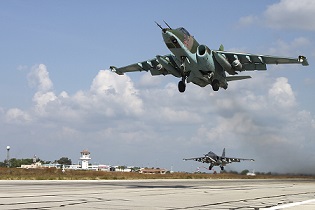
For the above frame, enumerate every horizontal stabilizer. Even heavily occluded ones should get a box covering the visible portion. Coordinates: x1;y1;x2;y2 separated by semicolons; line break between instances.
226;75;251;81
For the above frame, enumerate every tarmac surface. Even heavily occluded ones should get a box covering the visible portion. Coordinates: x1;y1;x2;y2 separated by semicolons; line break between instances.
0;179;315;209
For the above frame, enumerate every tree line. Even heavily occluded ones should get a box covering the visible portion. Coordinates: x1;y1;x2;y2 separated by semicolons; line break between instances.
0;157;72;168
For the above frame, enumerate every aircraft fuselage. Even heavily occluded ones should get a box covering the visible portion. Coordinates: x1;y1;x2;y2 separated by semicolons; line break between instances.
161;27;226;90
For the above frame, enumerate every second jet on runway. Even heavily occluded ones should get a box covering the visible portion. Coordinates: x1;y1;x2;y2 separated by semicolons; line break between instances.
184;148;254;171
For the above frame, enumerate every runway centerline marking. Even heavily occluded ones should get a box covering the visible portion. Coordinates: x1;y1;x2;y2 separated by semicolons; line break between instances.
263;198;315;209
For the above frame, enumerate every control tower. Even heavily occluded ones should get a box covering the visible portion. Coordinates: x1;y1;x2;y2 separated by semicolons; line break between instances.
80;149;91;170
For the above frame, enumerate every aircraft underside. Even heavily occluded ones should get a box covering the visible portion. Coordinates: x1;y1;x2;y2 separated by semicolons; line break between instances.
176;58;226;93
209;164;225;171
169;42;228;93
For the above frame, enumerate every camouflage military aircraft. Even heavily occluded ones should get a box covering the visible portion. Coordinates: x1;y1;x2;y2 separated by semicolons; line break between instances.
110;21;309;93
183;148;254;171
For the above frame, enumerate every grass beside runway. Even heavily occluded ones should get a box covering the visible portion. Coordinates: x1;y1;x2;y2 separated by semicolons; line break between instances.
0;168;314;180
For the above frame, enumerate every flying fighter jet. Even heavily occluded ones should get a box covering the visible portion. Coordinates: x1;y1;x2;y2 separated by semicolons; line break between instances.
110;21;309;93
183;148;254;171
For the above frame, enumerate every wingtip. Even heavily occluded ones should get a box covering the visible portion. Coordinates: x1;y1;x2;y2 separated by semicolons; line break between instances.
298;55;309;66
109;66;124;75
109;66;116;71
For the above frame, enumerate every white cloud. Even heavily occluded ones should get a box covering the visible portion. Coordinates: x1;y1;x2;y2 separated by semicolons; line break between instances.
28;64;53;92
185;76;315;173
268;77;296;108
158;107;202;124
33;91;57;113
138;73;162;88
23;67;144;123
5;108;32;124
27;64;57;115
238;15;259;27
2;64;315;174
59;91;69;98
268;37;311;56
238;0;315;31
90;70;144;116
17;65;28;71
264;0;315;31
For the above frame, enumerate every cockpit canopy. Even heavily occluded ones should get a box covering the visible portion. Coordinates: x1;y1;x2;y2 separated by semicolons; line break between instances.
176;27;190;36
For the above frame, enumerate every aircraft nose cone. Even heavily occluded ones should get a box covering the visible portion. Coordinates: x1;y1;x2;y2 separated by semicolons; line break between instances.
162;31;170;42
162;30;175;42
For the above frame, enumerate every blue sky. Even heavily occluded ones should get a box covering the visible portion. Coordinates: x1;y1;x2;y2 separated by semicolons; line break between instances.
1;0;314;174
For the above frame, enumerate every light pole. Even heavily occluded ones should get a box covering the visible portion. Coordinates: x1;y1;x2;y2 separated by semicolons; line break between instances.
6;146;10;168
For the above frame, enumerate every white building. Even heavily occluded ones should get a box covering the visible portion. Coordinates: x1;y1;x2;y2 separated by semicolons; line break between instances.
80;149;91;170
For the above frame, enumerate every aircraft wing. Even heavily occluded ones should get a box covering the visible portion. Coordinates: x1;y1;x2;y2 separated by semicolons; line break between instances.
183;156;216;164
110;54;181;77
223;157;255;163
226;75;252;81
215;50;309;71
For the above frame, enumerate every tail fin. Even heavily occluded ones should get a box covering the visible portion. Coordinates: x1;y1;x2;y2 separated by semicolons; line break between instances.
222;148;226;158
219;44;224;51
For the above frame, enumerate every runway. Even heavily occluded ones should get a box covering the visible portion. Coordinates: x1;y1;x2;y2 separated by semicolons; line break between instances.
0;179;315;209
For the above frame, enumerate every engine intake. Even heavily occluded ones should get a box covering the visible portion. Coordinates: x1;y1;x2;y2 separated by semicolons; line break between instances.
196;45;215;73
197;45;209;56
